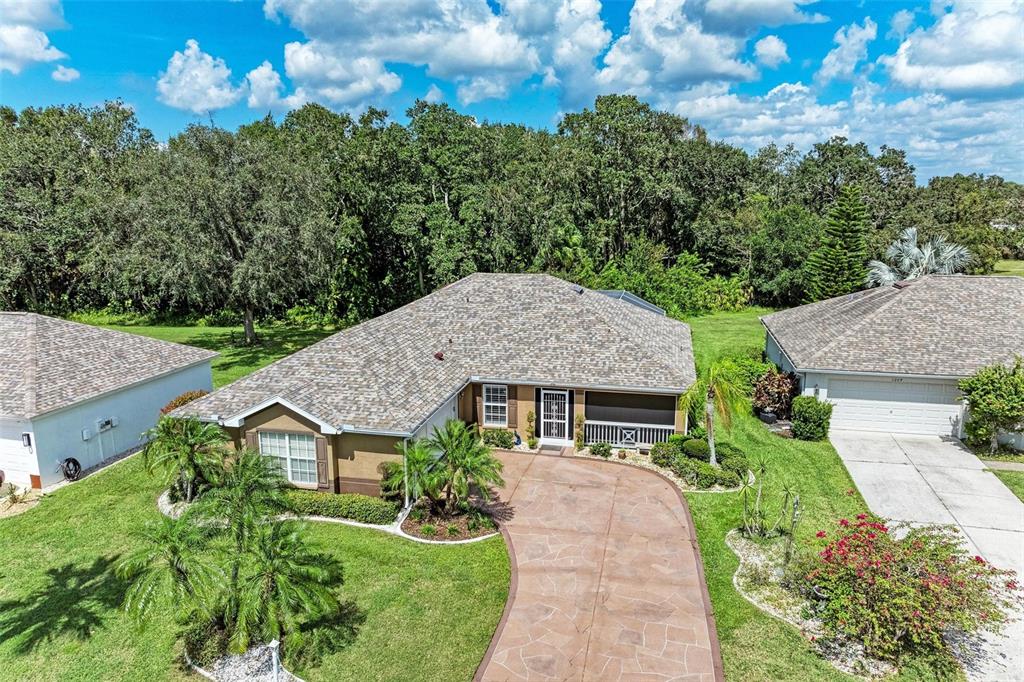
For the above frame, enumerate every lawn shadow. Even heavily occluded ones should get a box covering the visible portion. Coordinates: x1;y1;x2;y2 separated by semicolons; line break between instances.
293;599;366;666
0;554;127;654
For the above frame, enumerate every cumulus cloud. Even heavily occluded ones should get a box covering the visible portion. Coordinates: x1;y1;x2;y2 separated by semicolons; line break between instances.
816;17;877;84
423;83;444;103
887;8;917;39
0;0;68;74
156;39;243;113
879;0;1024;95
754;35;789;69
697;0;828;33
51;64;78;81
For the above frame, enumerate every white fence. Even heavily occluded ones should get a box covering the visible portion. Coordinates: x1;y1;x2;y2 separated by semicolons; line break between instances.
583;420;674;449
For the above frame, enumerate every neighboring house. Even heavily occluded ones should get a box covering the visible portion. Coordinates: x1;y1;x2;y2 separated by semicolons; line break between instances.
762;275;1024;437
0;313;216;489
176;273;696;495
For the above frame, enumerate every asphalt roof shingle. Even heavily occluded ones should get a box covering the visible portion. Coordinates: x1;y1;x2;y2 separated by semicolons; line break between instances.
177;273;696;435
0;313;218;420
761;275;1024;377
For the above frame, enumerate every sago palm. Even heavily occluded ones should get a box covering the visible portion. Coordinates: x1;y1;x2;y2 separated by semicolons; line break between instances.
867;227;972;287
198;449;288;625
429;419;505;514
233;520;342;654
142;416;228;502
115;513;223;626
386;439;445;509
679;362;747;467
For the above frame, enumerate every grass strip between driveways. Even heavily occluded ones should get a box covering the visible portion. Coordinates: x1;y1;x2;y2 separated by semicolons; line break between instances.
991;470;1024;503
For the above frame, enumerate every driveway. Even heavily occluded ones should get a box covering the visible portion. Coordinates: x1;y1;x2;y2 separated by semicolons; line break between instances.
830;430;1024;681
476;452;722;682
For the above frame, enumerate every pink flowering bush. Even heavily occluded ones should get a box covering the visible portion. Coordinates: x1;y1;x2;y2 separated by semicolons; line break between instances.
794;515;1020;662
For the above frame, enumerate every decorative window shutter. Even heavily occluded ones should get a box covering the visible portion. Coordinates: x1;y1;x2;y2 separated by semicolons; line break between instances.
315;436;329;490
473;384;482;425
507;387;518;430
245;431;258;450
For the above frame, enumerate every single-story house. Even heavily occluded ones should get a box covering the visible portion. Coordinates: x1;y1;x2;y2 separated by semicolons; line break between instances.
761;275;1024;437
0;313;217;489
176;273;696;495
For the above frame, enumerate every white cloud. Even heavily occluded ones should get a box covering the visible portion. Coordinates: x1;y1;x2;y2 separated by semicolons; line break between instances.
698;0;828;33
754;35;789;69
879;0;1024;95
156;39;243;113
0;0;68;75
423;83;444;103
887;9;917;39
816;17;877;84
51;64;78;81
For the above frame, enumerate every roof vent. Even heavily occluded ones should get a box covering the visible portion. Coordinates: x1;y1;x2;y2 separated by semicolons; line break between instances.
434;351;445;361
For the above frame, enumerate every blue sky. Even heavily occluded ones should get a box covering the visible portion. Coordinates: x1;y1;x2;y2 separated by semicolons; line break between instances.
2;0;1022;181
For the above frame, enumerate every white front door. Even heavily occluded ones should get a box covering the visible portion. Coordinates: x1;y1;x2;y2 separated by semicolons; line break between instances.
541;389;571;445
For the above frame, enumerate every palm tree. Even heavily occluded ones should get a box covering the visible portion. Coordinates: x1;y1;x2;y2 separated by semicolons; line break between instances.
384;439;445;510
233;520;343;653
428;420;505;515
679;362;747;467
867;227;972;287
142;416;228;503
198;449;288;625
115;513;223;626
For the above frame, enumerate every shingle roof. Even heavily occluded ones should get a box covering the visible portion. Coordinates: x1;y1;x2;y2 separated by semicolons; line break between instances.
0;313;218;420
177;273;696;435
761;275;1024;377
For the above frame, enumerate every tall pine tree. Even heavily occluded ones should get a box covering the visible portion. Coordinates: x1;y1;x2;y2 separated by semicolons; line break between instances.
806;185;868;301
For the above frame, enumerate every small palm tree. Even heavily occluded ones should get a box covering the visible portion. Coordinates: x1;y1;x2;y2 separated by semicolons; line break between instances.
867;227;972;287
142;416;228;503
198;449;288;625
679;362;747;467
233;520;343;653
428;420;505;515
384;439;445;510
116;513;223;626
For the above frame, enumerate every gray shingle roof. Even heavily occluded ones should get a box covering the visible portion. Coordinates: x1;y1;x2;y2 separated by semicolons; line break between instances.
761;275;1024;377
0;313;218;420
177;273;696;435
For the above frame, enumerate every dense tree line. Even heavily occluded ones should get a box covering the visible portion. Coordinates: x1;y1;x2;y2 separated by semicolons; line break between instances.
2;97;1021;341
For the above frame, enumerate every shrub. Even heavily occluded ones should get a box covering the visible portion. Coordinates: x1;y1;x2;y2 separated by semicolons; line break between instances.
715;442;744;459
649;441;677;468
682;438;711;461
574;413;586;450
724;356;775;395
753;369;799;418
959;357;1024;454
160;390;209;416
182;618;230;667
446;524;460;537
721;456;750;479
686;424;707;440
790;396;833;440
526;435;538;449
667;433;687;449
590;442;612;458
420;524;437;537
714;470;741;488
797;516;1019;662
285;490;399;525
481;429;515;449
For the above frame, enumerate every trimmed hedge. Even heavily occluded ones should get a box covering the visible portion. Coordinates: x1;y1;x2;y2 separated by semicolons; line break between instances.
481;429;515;449
669;456;737;489
721;456;750;479
682;438;711;461
791;396;833;441
590;442;612;458
285;489;399;525
650;441;677;468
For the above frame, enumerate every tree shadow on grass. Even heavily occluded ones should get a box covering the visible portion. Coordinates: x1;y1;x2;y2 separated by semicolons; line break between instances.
178;328;333;380
0;555;127;654
289;599;366;669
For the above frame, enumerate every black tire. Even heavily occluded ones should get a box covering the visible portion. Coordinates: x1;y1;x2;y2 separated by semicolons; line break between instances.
62;458;82;481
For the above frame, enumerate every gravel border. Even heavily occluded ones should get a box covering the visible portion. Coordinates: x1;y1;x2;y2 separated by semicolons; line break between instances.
184;642;304;682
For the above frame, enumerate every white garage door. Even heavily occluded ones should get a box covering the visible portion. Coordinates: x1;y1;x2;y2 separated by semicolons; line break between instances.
827;377;964;435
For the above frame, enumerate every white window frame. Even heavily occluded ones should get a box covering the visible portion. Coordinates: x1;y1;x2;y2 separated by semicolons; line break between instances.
483;384;509;428
258;431;317;485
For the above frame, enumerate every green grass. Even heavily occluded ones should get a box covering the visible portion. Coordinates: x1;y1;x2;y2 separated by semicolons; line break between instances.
0;446;508;682
98;324;334;388
992;470;1024;502
993;259;1024;277
683;310;962;681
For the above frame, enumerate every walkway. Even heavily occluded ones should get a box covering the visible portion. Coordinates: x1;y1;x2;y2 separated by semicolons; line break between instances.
830;430;1024;681
476;451;722;682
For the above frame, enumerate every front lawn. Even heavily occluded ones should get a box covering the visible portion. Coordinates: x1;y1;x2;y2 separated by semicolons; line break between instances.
993;259;1024;278
684;310;964;681
0;453;508;682
992;470;1024;503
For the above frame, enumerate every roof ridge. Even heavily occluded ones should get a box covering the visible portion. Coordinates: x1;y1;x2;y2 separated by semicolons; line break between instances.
803;285;909;367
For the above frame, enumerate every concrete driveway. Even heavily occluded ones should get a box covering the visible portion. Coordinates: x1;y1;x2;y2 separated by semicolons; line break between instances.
830;430;1024;680
476;452;722;682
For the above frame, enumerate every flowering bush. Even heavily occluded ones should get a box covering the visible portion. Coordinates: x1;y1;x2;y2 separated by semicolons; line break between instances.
753;368;799;418
795;515;1020;662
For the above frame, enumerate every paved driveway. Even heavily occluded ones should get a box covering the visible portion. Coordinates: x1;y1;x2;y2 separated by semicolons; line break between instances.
477;452;722;682
830;430;1024;681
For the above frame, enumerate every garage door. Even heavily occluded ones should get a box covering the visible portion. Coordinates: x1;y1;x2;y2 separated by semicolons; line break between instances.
827;377;963;435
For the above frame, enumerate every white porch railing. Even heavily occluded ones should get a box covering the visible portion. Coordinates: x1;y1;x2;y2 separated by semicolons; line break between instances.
584;420;674;449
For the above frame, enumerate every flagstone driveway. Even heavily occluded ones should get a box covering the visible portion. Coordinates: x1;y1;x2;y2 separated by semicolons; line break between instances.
476;452;723;682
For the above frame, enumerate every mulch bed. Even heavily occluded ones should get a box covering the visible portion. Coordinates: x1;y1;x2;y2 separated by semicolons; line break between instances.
401;508;497;541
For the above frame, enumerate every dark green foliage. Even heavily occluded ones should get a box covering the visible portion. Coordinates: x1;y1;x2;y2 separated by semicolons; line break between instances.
686;424;707;440
649;441;677;468
721;456;750;479
958;357;1024;453
753;368;799;418
160;390;209;416
791;396;834;441
285;490;399;525
669;457;737;489
181;619;231;667
805;185;869;301
722;356;774;395
481;429;515;450
667;433;687;449
715;442;744;460
682;438;711;461
590;442;612;458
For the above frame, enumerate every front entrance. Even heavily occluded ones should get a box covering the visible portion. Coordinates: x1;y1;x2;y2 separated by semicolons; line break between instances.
540;389;572;446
